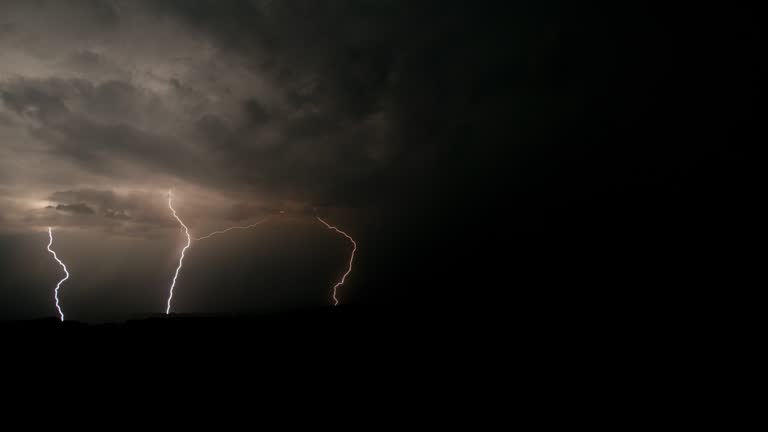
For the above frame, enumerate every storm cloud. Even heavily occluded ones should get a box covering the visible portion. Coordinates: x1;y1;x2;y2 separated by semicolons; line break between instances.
6;1;747;322
4;0;531;320
1;0;410;234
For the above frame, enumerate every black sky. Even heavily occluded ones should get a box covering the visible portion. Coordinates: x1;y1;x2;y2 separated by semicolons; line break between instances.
0;2;758;322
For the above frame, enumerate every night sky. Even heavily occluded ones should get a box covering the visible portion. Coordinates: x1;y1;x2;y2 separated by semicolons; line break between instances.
0;2;757;323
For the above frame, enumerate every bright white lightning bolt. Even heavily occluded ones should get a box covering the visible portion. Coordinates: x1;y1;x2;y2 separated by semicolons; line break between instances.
317;216;357;306
192;217;271;242
166;190;191;314
46;227;69;321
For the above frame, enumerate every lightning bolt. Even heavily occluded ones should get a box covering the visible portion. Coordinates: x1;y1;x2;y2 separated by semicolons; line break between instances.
317;216;357;306
166;190;191;314
192;217;271;242
46;227;69;321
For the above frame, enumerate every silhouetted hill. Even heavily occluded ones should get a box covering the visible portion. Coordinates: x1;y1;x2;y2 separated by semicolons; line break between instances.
0;304;463;345
2;300;724;403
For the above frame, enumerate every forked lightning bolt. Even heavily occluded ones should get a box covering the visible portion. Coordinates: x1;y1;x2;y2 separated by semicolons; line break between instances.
166;190;191;314
193;217;271;241
317;216;357;306
46;227;69;321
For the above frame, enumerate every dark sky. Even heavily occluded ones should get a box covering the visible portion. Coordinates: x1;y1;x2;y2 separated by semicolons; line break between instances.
0;2;757;322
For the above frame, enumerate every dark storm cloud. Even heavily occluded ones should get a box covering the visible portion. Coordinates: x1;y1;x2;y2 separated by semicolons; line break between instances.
1;82;71;123
37;119;198;177
50;189;120;208
1;77;205;184
50;203;96;215
0;112;13;127
132;0;541;210
145;0;397;112
48;189;171;227
226;202;276;222
3;0;446;215
243;99;271;126
37;188;177;238
0;0;583;322
1;77;157;127
2;0;550;318
131;0;409;202
0;78;155;135
60;50;125;79
194;114;234;149
0;0;120;36
103;208;131;220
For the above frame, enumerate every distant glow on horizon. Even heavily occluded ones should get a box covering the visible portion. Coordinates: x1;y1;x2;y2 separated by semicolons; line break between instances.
166;190;191;314
46;227;69;321
192;217;271;241
317;216;357;306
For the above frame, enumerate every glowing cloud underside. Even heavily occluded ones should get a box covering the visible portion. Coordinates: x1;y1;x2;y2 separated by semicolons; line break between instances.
192;217;271;242
166;190;191;314
46;227;69;321
317;216;357;306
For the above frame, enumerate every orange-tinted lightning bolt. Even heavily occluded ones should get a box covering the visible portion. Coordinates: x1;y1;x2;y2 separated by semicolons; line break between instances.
192;217;271;242
317;216;357;306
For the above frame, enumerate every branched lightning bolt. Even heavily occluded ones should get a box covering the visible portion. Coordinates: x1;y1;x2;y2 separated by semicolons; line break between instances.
166;190;191;314
317;216;357;306
192;217;271;242
46;227;69;321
